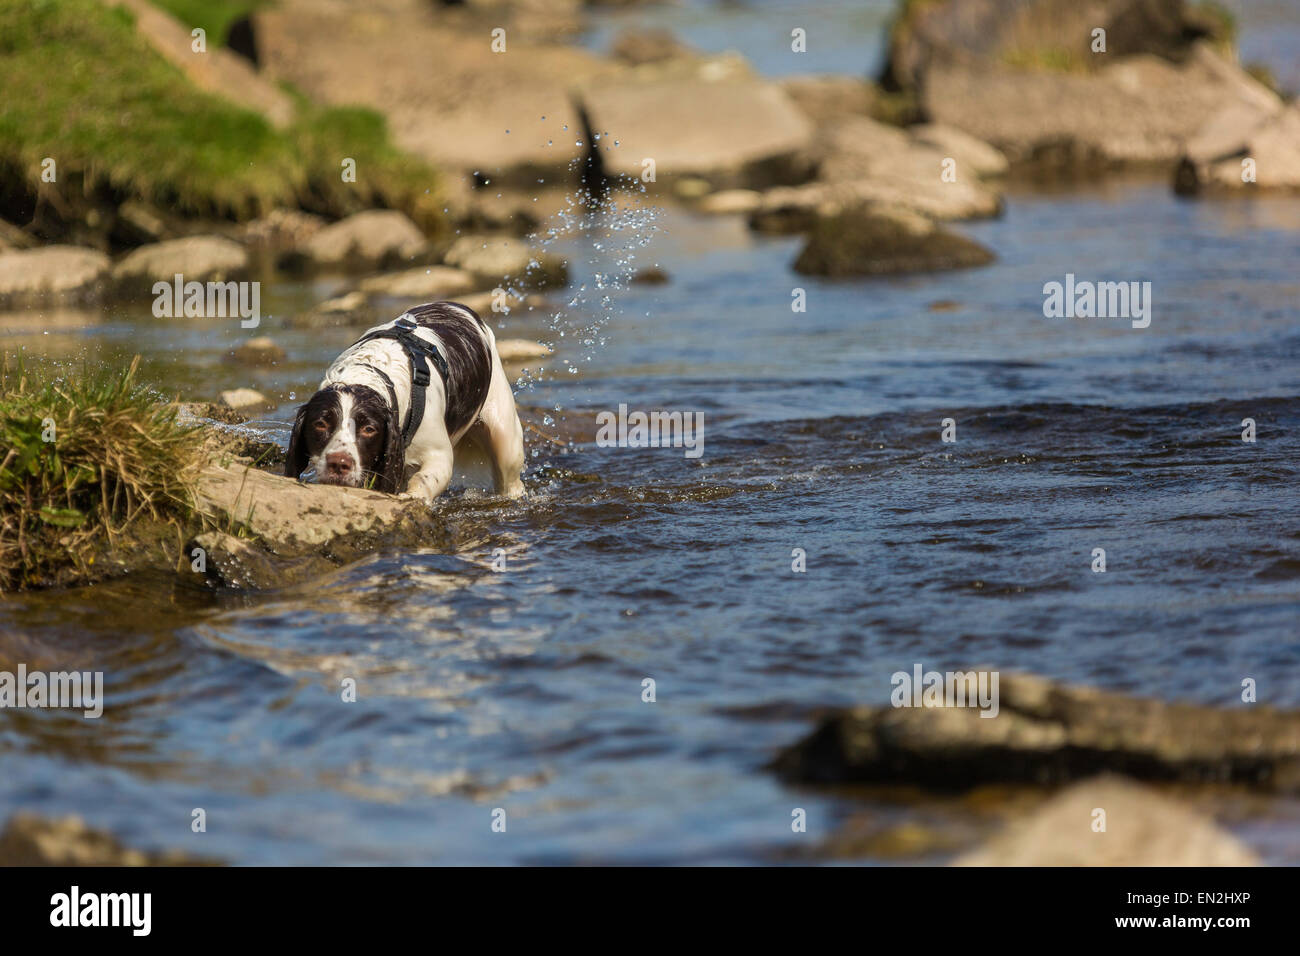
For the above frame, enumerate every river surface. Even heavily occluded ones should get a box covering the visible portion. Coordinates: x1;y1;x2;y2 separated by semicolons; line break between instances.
2;5;1299;865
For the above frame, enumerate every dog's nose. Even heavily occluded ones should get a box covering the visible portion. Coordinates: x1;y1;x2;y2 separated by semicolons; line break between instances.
324;452;354;477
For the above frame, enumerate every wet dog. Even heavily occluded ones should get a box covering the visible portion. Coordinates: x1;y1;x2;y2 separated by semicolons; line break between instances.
285;301;525;502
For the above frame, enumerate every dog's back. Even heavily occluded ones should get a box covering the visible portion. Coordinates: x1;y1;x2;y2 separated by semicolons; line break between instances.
401;301;494;436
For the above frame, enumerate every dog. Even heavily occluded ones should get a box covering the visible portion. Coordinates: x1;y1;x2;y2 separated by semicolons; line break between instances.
285;301;525;502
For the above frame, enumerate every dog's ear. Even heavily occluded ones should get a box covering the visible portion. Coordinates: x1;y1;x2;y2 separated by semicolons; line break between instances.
285;403;310;479
374;403;406;493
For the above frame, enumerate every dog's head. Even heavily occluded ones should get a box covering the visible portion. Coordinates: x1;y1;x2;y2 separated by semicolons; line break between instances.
285;384;405;492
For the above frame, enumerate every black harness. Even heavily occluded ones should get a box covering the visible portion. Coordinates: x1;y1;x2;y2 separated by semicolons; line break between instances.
346;316;451;448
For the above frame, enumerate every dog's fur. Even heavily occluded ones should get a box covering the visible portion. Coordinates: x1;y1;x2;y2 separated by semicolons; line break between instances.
285;301;526;502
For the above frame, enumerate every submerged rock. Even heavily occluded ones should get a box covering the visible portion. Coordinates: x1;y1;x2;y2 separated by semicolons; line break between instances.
792;204;995;277
0;246;111;307
952;777;1259;866
358;265;478;300
226;337;286;367
0;812;216;866
219;388;268;411
773;673;1300;791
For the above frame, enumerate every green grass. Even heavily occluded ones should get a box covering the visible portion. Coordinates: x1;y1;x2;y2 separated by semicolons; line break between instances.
0;355;204;590
0;0;442;225
148;0;266;46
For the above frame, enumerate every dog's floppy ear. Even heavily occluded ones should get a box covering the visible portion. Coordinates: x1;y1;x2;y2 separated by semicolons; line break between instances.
285;403;310;479
374;404;406;493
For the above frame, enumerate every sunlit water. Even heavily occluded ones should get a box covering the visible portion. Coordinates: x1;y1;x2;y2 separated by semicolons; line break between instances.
3;2;1300;864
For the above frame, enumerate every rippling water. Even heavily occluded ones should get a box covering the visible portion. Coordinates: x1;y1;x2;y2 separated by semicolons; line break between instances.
5;0;1300;862
4;173;1299;863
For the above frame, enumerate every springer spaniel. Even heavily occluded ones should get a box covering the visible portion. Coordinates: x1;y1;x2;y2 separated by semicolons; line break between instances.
286;301;525;502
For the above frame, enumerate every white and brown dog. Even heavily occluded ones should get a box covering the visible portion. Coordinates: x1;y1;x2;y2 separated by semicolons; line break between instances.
286;301;525;502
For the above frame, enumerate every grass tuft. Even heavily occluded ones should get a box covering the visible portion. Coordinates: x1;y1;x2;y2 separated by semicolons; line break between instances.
0;355;204;590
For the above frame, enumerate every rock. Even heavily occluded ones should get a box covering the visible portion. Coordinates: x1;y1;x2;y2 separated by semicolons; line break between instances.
111;0;294;126
302;211;428;271
442;235;568;291
241;209;327;254
793;204;995;277
195;461;449;562
254;0;619;184
919;43;1282;171
112;236;249;292
611;28;693;66
227;337;285;367
219;388;269;411
779;75;877;125
881;0;1232;97
495;339;552;362
952;777;1259;866
283;290;374;329
802;116;1004;220
773;672;1300;790
358;265;478;300
630;265;670;285
673;177;714;200
579;78;815;188
909;123;1010;178
0;246;111;307
190;531;336;590
0;812;215;866
1176;102;1300;194
697;189;763;215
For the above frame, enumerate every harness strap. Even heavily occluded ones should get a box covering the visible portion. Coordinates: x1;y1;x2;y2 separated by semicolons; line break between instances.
349;317;450;448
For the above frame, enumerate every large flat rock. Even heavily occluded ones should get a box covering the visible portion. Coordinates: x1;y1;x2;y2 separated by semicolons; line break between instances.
580;78;815;187
0;247;111;308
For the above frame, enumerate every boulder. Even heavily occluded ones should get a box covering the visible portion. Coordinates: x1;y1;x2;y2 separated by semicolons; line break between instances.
442;235;568;291
773;672;1300;790
283;290;374;329
881;0;1232;96
1176;102;1300;194
952;777;1259;866
791;204;995;277
579;78;816;188
241;209;327;254
0;246;111;307
302;211;428;271
358;265;478;300
112;236;249;292
919;43;1283;171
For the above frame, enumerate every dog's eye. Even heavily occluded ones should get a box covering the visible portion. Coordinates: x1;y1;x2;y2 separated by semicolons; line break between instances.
359;424;379;438
313;420;329;432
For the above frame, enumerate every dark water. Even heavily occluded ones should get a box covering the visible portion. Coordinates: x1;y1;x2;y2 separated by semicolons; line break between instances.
3;176;1299;864
4;0;1300;862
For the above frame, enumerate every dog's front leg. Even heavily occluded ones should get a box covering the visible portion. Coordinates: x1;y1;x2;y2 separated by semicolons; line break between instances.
402;445;454;503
